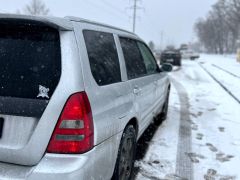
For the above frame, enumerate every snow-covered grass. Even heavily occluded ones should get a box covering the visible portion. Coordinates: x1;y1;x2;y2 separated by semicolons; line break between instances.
199;54;240;101
200;54;240;76
135;56;240;179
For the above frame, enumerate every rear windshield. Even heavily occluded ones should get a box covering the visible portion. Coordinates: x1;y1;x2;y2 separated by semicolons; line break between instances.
0;20;61;99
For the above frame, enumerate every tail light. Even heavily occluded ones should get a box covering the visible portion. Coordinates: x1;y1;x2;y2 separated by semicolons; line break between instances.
47;92;94;154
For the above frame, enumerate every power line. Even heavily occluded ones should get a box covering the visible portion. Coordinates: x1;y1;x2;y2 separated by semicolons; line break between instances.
84;0;129;23
101;0;127;16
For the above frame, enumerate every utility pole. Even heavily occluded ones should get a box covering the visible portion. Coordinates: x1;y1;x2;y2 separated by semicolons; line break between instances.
129;0;142;33
132;0;137;33
160;31;164;51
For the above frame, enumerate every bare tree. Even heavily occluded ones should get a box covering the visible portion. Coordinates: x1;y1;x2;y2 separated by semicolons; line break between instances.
195;0;240;54
24;0;49;15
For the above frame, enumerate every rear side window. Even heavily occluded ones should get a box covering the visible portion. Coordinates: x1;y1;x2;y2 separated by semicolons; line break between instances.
0;20;61;99
137;42;159;75
119;38;147;79
83;30;121;86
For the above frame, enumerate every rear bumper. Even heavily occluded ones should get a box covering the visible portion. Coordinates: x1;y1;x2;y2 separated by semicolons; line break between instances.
0;132;122;180
191;55;200;59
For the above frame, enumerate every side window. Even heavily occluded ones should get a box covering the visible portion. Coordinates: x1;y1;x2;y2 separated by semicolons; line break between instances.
83;30;121;86
119;37;147;79
137;42;159;75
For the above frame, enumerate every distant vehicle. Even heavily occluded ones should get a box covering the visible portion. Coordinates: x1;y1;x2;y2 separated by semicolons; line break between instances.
237;49;240;62
237;48;240;63
179;44;188;51
0;14;172;180
181;50;200;60
160;50;182;66
237;40;240;63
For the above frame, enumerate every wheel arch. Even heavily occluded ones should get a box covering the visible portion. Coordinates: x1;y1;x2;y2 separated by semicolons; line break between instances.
126;117;139;138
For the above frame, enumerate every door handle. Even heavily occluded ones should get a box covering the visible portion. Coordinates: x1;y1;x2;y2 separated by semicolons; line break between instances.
133;87;141;95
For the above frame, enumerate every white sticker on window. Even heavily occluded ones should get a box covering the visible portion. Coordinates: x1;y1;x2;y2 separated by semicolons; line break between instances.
37;85;49;99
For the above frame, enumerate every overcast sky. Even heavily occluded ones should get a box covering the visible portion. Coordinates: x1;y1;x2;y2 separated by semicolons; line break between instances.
1;0;217;48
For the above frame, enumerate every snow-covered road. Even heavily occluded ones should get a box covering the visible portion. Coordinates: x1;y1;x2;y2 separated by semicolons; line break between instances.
134;56;240;180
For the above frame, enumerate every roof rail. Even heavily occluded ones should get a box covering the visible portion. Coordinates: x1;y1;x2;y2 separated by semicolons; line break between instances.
64;16;135;35
0;13;73;30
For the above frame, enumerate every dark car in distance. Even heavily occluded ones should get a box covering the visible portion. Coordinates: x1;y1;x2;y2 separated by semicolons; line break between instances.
160;50;182;66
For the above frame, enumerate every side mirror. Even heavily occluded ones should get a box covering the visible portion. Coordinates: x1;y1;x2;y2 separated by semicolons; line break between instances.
161;63;173;72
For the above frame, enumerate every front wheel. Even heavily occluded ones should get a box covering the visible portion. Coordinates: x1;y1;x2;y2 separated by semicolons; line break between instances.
112;125;137;180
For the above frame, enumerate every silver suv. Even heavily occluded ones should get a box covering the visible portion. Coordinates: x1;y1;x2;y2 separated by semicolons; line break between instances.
0;14;171;180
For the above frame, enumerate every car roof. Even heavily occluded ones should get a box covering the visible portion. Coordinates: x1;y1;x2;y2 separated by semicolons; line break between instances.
0;14;137;38
65;16;135;35
163;50;179;53
0;13;73;30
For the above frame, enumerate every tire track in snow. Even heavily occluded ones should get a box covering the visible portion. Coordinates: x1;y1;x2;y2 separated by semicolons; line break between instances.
199;63;240;104
171;78;193;180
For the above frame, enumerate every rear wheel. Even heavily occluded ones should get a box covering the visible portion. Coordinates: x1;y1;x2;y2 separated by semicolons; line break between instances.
112;125;137;180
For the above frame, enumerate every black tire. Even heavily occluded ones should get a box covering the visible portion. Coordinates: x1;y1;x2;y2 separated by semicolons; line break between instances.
112;125;137;180
154;89;170;125
175;59;182;66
